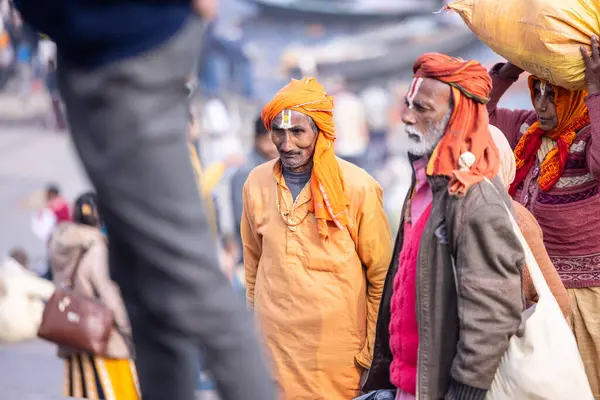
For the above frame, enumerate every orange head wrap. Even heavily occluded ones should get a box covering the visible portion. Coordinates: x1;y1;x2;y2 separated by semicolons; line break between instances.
510;77;589;195
413;53;499;196
261;77;349;240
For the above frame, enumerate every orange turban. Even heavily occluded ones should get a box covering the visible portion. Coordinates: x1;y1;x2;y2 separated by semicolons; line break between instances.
510;77;589;195
414;53;499;195
261;77;349;239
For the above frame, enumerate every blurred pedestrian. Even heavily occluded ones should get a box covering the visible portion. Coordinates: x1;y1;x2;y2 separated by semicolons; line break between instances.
0;247;55;343
197;0;255;99
9;8;37;102
188;107;244;235
45;56;67;131
0;16;14;86
360;86;391;174
49;192;139;399
243;77;392;399
328;77;370;168
14;1;274;399
26;183;70;248
230;115;277;255
45;183;70;223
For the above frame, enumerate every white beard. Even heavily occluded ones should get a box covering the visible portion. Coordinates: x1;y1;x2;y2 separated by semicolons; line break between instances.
406;110;451;157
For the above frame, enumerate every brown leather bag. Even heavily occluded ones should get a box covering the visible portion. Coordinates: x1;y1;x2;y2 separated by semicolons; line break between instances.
38;249;114;356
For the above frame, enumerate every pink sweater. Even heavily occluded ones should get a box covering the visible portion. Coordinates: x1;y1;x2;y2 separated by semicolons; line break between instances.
389;205;432;395
488;64;600;289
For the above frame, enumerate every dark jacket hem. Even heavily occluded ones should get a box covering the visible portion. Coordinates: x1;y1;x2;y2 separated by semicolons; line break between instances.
445;378;487;400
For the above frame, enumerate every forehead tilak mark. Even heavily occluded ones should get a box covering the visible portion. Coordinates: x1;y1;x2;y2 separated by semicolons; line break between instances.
280;109;293;129
540;81;546;96
407;77;423;109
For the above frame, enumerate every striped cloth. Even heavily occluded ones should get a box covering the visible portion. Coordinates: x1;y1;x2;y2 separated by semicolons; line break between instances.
64;354;139;400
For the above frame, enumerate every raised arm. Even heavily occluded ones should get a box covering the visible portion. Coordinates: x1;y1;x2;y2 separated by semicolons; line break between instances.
581;36;600;180
488;63;536;148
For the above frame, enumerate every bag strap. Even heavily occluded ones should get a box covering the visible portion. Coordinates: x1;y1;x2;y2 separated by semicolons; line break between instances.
66;248;88;290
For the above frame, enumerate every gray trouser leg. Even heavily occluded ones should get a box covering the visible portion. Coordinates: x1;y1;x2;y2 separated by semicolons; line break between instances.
57;17;274;400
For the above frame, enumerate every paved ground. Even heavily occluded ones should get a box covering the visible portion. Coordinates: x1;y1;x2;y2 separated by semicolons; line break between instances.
0;340;65;400
0;340;219;399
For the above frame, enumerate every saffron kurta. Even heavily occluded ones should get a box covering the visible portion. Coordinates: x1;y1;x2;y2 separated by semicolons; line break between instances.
241;158;392;400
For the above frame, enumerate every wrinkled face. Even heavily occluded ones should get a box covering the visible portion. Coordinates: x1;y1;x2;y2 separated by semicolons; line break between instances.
401;78;452;157
270;109;318;172
532;80;558;132
255;134;278;160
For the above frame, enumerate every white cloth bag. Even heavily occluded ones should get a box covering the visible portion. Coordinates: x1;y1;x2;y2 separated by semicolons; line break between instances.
479;176;593;399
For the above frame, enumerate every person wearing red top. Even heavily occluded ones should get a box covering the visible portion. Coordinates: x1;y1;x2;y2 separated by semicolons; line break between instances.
45;184;71;223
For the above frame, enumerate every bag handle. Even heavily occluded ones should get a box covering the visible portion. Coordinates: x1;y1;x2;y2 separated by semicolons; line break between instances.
65;248;88;290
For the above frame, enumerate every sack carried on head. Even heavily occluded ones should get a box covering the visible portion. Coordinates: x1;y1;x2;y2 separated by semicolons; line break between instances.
447;0;599;90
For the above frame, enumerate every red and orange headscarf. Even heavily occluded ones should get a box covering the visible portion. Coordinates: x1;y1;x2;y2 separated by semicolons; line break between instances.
510;77;589;195
261;77;349;239
414;53;499;195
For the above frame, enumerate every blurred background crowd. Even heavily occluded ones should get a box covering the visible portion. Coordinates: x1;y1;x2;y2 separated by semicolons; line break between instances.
0;0;532;251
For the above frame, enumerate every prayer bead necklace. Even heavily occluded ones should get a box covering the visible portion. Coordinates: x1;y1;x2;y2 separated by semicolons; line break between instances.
275;180;311;232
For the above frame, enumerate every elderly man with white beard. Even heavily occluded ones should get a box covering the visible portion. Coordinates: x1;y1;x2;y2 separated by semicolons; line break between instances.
360;53;524;400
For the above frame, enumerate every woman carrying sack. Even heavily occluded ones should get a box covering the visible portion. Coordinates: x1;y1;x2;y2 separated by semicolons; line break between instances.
48;192;139;400
487;35;600;396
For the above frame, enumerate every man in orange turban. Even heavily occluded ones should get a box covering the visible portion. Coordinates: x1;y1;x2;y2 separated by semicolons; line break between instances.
241;77;392;399
362;53;524;400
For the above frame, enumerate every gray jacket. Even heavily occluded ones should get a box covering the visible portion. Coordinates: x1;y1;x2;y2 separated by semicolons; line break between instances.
363;166;525;399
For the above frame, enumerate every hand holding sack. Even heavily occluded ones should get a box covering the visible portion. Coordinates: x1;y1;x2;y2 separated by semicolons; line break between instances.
446;0;599;90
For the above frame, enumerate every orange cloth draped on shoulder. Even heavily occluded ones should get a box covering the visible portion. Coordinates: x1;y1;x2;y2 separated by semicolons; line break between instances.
414;53;499;195
510;77;590;196
261;77;349;239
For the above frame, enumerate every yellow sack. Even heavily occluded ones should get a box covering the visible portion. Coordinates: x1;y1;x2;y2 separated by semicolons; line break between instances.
447;0;599;90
